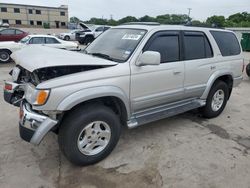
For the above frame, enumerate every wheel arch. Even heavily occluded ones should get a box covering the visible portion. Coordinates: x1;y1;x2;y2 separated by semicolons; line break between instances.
57;86;130;124
0;48;12;54
201;71;234;100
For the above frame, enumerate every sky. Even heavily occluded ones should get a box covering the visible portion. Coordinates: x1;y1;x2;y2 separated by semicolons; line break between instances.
4;0;250;21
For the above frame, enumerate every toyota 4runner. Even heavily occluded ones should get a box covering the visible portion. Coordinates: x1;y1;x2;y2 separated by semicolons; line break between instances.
3;23;244;166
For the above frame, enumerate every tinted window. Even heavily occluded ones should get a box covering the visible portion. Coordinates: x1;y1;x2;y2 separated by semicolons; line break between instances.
1;7;7;12
45;37;60;44
184;32;213;60
210;31;241;56
29;37;45;44
16;30;23;35
14;8;20;13
145;33;180;63
1;29;15;35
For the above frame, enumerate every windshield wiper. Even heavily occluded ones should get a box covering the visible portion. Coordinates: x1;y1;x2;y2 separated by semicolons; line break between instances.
89;53;116;62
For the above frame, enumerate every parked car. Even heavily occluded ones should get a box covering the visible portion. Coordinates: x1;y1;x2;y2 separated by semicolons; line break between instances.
4;23;244;166
0;35;79;63
246;63;250;77
58;29;82;41
75;22;111;44
0;28;28;42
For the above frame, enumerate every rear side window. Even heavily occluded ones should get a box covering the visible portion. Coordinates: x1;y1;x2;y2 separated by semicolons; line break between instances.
144;32;180;63
45;37;60;44
184;32;213;60
210;31;241;56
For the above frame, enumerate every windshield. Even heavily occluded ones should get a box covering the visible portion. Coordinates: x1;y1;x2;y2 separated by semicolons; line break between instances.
85;28;147;62
19;36;30;44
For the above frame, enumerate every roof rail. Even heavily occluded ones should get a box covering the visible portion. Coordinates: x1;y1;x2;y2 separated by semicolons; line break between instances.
183;23;225;29
121;22;161;26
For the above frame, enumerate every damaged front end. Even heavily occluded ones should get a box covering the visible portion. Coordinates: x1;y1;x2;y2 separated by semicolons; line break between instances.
4;63;114;145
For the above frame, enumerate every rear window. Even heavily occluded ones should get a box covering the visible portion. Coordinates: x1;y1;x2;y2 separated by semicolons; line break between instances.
210;31;241;56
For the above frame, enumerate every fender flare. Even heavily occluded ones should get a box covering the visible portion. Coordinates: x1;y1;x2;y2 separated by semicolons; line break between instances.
57;86;130;117
201;70;234;99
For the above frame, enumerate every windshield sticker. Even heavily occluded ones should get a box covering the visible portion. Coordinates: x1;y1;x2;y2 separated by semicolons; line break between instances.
122;34;142;40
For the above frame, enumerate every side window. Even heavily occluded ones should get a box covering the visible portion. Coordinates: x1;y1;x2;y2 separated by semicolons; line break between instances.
104;27;110;31
144;33;180;63
95;27;104;32
210;31;241;56
1;29;15;35
45;37;60;44
15;30;23;35
184;32;213;60
29;37;45;44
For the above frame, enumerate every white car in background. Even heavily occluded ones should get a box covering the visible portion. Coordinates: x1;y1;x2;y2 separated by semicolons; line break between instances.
58;29;82;41
0;35;79;63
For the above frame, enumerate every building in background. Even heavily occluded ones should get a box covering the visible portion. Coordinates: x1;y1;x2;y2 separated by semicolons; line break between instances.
0;3;68;28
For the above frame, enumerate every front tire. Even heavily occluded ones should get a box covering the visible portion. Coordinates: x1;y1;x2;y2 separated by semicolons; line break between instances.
58;104;121;166
246;63;250;77
201;81;229;118
0;50;11;63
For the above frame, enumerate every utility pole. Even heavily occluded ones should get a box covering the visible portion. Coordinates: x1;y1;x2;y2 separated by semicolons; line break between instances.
188;8;192;21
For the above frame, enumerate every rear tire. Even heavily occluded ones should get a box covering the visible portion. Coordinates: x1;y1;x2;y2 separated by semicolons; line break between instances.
58;104;121;166
246;63;250;77
200;81;229;118
0;50;11;63
64;36;70;41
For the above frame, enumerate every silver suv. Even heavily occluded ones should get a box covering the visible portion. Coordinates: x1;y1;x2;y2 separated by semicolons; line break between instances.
4;23;244;166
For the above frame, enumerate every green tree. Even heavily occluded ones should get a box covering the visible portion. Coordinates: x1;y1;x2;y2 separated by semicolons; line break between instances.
156;14;171;24
118;16;138;25
70;17;81;23
139;15;156;22
206;15;225;27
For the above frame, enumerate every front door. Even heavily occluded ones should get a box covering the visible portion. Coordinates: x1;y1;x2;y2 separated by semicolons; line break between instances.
130;31;185;112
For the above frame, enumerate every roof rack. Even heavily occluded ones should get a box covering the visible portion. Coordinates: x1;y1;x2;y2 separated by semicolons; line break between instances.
121;22;161;26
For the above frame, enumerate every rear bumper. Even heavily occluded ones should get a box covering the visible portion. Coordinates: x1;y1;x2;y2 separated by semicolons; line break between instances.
19;102;58;145
233;76;243;87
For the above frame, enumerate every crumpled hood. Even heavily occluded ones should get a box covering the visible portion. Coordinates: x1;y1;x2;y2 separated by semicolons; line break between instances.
11;46;118;72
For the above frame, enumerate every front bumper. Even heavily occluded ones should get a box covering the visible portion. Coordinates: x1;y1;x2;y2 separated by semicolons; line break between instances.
19;102;58;145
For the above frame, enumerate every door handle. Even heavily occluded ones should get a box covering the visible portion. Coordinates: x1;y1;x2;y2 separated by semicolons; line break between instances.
173;71;182;75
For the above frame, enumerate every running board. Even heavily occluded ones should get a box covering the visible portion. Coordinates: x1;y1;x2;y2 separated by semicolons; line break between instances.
127;99;206;129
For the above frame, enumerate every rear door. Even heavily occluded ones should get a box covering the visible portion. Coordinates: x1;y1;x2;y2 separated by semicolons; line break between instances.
15;29;25;41
130;31;185;112
44;37;62;48
182;31;214;99
0;29;16;41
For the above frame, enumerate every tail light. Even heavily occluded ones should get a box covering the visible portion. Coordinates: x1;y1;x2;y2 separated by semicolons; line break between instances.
4;83;12;91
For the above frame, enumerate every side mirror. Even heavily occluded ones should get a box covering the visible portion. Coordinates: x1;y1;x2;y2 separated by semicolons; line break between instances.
136;51;161;66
